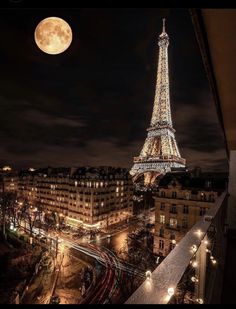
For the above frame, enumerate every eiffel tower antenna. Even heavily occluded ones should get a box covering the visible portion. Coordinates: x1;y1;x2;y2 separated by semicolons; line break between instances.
162;18;166;33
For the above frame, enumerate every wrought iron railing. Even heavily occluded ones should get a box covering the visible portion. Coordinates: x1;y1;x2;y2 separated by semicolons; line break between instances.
125;191;227;304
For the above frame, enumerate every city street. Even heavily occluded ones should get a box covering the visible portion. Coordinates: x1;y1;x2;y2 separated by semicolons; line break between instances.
6;206;156;304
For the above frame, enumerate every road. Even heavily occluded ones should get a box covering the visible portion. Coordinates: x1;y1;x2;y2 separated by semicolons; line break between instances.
17;212;154;304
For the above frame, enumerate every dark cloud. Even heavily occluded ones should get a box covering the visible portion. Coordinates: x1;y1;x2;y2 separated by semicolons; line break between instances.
0;8;228;172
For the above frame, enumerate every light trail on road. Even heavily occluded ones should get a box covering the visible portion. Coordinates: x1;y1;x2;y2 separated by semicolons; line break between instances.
18;221;148;304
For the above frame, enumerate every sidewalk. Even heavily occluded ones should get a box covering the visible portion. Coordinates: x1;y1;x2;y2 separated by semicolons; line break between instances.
53;250;89;304
21;266;57;304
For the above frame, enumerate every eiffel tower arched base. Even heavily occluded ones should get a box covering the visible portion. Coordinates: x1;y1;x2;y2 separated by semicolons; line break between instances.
130;159;186;186
132;171;162;186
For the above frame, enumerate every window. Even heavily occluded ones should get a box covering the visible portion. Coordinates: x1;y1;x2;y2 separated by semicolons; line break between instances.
170;218;177;228
160;215;165;224
209;194;215;202
169;242;176;251
160;203;165;210
172;192;177;198
159;240;164;250
159;227;164;237
170;204;177;214
199;207;206;216
160;191;165;197
185;192;190;200
182;217;188;228
200;192;206;201
183;205;189;214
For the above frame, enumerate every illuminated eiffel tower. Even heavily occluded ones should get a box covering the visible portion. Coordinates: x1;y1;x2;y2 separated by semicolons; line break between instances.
130;19;186;185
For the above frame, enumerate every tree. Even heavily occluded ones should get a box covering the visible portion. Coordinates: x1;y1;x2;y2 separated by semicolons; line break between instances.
0;182;17;239
20;199;41;237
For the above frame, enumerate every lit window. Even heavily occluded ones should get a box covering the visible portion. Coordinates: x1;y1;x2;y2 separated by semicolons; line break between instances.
170;218;177;228
75;181;78;187
200;192;206;201
160;215;165;224
185;192;190;200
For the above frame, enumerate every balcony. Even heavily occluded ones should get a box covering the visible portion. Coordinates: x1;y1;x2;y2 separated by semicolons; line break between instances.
165;223;181;231
155;195;218;203
126;191;227;304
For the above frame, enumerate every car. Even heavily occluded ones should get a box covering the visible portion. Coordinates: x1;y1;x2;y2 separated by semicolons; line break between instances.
50;295;60;304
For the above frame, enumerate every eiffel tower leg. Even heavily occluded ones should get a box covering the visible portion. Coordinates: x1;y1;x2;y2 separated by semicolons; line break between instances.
144;172;160;186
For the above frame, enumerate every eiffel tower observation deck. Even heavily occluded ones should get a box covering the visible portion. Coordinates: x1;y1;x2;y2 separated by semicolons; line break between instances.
130;19;186;185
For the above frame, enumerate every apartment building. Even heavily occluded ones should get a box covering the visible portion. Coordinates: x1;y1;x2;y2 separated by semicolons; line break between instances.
153;173;226;256
0;166;18;193
17;166;133;230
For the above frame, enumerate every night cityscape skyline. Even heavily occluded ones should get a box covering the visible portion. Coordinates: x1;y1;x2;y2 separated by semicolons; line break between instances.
0;8;228;172
0;6;234;306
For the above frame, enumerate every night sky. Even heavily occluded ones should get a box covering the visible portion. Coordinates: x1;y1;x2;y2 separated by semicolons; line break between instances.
0;8;228;172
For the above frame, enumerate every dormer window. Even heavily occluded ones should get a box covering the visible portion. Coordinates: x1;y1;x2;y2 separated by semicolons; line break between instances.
161;191;165;197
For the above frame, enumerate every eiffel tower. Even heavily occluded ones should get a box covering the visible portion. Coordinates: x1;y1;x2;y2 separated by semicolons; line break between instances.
130;19;186;185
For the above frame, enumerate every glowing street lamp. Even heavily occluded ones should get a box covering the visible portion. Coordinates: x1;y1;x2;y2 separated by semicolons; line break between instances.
167;287;175;297
146;270;152;280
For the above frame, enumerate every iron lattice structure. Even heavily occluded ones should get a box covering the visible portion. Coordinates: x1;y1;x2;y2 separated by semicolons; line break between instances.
130;19;186;185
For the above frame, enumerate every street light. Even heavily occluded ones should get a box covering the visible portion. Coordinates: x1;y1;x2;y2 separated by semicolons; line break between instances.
145;270;152;280
167;287;175;297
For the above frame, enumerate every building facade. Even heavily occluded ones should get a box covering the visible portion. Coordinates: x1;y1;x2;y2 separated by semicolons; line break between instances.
0;166;18;193
17;166;133;230
153;173;225;256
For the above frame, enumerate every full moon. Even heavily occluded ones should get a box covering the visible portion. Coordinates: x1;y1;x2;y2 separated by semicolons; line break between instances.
34;17;72;55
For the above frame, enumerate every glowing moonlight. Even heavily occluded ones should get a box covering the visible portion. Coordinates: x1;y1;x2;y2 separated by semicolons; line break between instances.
34;17;72;55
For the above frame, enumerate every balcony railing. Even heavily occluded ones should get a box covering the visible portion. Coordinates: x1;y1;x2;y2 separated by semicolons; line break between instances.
133;155;186;165
155;196;217;203
165;223;181;231
126;190;227;304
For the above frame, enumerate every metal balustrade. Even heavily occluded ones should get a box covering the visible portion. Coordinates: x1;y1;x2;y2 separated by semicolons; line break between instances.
126;191;227;304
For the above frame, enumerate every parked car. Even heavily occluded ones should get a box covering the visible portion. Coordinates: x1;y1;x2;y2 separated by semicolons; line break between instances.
50;295;60;304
